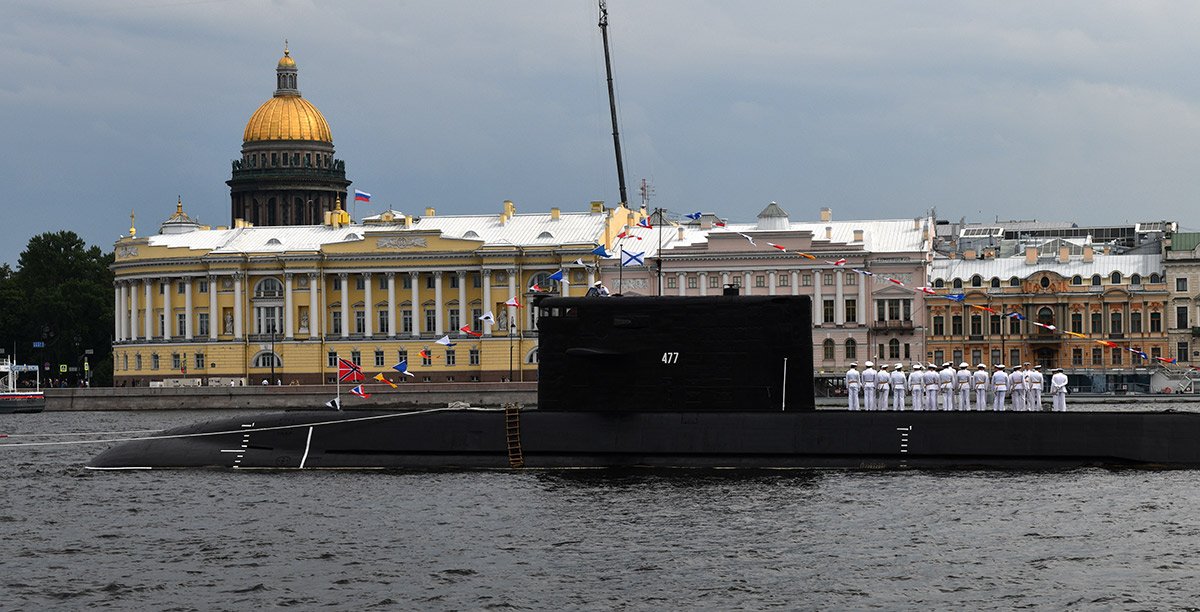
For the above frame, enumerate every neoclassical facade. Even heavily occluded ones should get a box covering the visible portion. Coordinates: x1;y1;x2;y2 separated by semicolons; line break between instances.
602;204;934;385
1164;231;1200;366
112;200;628;386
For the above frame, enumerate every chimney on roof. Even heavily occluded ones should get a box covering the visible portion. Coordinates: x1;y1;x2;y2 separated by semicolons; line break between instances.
964;249;976;260
550;207;560;221
590;200;604;213
913;217;921;230
820;207;832;222
1058;246;1070;263
677;227;686;241
853;229;864;242
424;207;435;217
1083;245;1094;263
1025;246;1038;265
825;226;832;240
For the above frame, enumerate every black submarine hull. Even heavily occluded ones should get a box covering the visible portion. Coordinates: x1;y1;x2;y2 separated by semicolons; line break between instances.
87;408;1200;470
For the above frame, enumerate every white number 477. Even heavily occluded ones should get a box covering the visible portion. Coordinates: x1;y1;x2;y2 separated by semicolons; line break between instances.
661;351;679;364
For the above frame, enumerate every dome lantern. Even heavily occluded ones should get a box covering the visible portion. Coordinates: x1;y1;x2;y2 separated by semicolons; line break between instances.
275;40;299;96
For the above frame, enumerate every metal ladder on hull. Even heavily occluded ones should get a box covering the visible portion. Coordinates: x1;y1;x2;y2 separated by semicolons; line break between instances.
504;402;525;468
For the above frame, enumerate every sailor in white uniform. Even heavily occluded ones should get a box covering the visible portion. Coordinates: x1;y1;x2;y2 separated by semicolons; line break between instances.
1050;367;1069;412
1009;365;1026;411
877;362;892;411
891;364;907;411
924;363;941;411
908;364;925;411
992;364;1009;411
845;362;861;411
939;362;955;411
972;364;989;411
861;361;878;411
1029;365;1045;411
955;361;972;411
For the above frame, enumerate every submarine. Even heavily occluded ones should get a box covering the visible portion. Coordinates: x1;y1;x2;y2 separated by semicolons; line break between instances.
89;293;1200;470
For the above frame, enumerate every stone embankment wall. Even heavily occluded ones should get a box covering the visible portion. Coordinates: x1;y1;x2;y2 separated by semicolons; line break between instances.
45;383;537;411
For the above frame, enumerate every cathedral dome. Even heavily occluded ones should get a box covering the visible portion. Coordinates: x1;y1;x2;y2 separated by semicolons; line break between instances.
243;96;332;143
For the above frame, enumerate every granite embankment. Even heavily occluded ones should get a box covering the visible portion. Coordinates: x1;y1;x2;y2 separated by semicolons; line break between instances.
43;382;537;411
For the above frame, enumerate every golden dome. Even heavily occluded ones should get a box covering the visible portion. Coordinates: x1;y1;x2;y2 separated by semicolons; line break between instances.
278;49;295;69
243;96;333;143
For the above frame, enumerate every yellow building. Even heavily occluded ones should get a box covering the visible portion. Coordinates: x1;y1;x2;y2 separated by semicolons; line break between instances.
111;45;632;386
112;199;628;385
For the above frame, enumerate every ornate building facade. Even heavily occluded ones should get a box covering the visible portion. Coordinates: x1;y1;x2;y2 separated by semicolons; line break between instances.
227;45;350;226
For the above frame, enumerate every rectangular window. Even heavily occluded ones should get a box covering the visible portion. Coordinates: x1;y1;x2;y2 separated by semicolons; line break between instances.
1009;316;1020;335
375;350;385;367
355;276;365;291
932;315;944;336
1092;348;1103;365
1072;348;1083;365
934;350;944;365
1071;313;1083;334
952;349;963;365
971;349;982;365
449;309;461;331
1178;342;1190;363
446;350;456;366
171;353;181;370
823;273;834;286
844;299;857;323
951;315;963;335
667;277;677;289
802;274;813;286
875;299;886;322
991;349;1001;366
176;313;186;336
380;276;388;290
989;315;1001;335
328;351;338;367
402;309;413;333
731;276;741;287
472;274;481;288
687;276;698;289
904;343;911;360
1110;312;1122;334
1177;277;1189;292
198;313;209;336
1091;312;1103;334
970;316;982;335
469;348;480;365
425;276;436;290
354;310;365;334
472;308;482;332
755;275;765;288
1010;349;1020;367
333;277;341;291
425;309;436;332
158;313;165;337
709;275;720;289
151;353;160;370
1151;311;1162;333
403;275;413;289
1177;306;1189;329
422;353;432;367
1130;311;1142;333
1112;348;1122;365
198;279;208;293
331;312;342;334
194;353;205;369
378;310;389;334
350;350;361;366
846;273;857;286
1152;346;1161;360
450;275;460;289
177;281;186;294
822;299;834;324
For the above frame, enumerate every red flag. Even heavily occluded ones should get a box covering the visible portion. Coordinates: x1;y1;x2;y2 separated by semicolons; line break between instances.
505;296;522;308
888;278;904;286
459;324;482;337
337;358;364;382
419;349;432;360
766;242;787;251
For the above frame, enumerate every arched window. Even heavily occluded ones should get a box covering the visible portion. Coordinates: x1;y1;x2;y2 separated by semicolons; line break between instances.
952;278;963;289
1150;273;1161;284
1091;274;1102;286
252;352;281;368
1072;275;1082;285
823;339;835;361
934;279;945;288
991;277;1001;288
1131;274;1141;286
1111;272;1122;284
255;277;283;298
252;278;284;335
888;338;900;359
845;338;857;359
1009;277;1020;287
528;271;561;294
1040;277;1050;289
970;275;982;288
525;347;539;364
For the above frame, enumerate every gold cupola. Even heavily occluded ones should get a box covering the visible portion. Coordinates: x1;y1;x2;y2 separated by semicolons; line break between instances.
242;43;333;143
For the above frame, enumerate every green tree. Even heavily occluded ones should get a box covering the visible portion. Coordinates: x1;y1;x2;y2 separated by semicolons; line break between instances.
0;232;113;386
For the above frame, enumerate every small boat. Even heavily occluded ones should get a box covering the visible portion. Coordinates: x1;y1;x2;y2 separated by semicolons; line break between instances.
0;357;45;414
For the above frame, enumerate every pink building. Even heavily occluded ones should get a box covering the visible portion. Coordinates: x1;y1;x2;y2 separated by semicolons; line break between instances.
599;204;934;388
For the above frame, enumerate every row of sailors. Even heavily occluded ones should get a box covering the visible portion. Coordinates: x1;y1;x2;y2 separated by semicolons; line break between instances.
844;361;1071;412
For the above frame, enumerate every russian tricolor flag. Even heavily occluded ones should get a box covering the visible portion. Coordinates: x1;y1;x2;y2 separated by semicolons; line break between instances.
354;189;371;203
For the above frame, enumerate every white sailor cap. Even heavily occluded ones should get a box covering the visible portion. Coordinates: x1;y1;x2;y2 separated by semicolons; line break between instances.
1034;365;1043;369
894;363;903;370
849;361;858;366
959;362;969;368
942;362;951;368
977;364;987;369
912;364;923;370
995;363;1006;368
864;361;874;367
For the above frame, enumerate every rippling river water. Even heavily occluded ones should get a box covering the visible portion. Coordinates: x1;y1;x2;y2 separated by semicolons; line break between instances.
5;408;1200;610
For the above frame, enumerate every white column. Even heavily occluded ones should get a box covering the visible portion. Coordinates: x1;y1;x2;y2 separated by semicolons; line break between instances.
721;271;730;290
127;281;138;341
457;271;468;333
208;275;218;340
233;274;243;339
386;272;397;338
813;269;823;326
283;273;294;339
835;270;845;325
143;280;152;339
790;271;799;296
768;271;777;296
743;272;752;295
433;271;445;335
699;272;708;296
482;269;493;337
363;272;373;338
339;273;349;338
184;277;194;340
507;267;517;333
409;271;421;338
585;267;595;288
308;273;320;337
858;270;868;325
678;272;686;296
162;278;172;341
116;283;125;341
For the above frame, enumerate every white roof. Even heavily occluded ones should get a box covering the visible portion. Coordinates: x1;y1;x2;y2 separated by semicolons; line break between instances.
658;218;929;254
932;253;1163;281
143;211;608;254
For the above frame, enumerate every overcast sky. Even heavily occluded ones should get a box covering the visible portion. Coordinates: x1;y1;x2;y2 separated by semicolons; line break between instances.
4;1;1200;265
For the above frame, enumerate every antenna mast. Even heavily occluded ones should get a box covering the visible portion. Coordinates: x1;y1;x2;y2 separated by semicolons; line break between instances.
599;0;628;207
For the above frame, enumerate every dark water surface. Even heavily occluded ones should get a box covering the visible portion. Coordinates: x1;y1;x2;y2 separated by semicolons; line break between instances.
4;409;1200;611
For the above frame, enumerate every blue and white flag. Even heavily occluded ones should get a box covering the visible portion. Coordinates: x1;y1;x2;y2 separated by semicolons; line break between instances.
946;293;966;302
1005;312;1026;320
591;245;611;258
685;212;702;220
391;360;415;377
548;269;564;282
621;250;646;267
